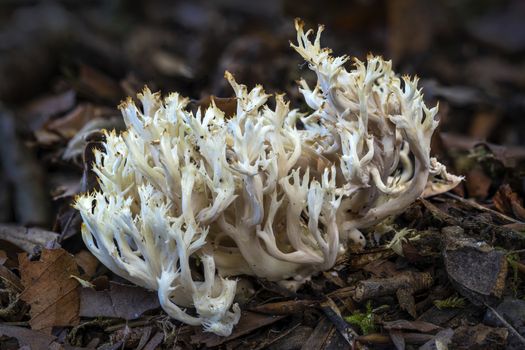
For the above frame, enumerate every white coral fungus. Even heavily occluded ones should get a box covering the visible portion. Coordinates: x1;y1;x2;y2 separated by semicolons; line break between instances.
75;20;461;336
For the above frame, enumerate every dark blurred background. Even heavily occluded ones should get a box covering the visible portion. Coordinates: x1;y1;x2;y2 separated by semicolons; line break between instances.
0;0;524;228
1;0;525;142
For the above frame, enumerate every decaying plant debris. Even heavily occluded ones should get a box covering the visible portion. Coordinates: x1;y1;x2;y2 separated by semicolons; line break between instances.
1;1;525;349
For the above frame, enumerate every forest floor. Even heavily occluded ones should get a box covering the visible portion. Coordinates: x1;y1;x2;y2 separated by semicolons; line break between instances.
1;1;524;349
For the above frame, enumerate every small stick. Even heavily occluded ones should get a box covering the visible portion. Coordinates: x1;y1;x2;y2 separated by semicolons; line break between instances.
444;192;524;225
484;303;525;345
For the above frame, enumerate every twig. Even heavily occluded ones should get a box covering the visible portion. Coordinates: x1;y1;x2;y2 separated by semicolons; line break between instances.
104;317;155;332
484;303;525;345
320;297;362;348
443;192;524;225
507;249;525;255
254;323;301;350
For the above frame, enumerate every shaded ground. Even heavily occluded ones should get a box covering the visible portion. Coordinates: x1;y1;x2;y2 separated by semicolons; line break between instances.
0;0;524;349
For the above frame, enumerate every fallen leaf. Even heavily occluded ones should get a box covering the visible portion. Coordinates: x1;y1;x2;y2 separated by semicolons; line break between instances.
76;64;122;102
19;248;80;333
442;226;508;304
79;281;159;320
418;305;461;326
0;324;57;350
383;319;441;333
493;184;525;221
74;250;99;279
143;331;164;350
191;311;286;347
302;316;348;350
22;90;76;131
451;324;508;349
483;298;525;332
421;80;483;107
419;328;454;350
45;104;94;138
0;264;23;292
440;133;525;168
465;167;491;200
388;329;405;350
34;104;97;145
0;224;58;253
358;332;434;347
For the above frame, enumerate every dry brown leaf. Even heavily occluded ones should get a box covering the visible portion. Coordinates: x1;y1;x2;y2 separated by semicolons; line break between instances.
493;184;525;221
76;64;122;102
74;250;99;279
34;104;95;145
45;104;94;138
0;264;23;292
19;248;80;333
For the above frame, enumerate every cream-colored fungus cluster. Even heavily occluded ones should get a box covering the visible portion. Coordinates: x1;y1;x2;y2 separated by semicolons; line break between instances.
75;20;460;336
